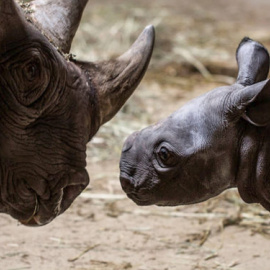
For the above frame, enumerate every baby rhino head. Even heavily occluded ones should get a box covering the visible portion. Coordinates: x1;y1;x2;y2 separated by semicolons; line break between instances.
120;37;270;209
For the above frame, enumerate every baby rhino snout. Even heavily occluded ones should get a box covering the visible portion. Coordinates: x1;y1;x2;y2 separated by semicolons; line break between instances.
120;131;141;195
120;176;135;194
122;131;139;152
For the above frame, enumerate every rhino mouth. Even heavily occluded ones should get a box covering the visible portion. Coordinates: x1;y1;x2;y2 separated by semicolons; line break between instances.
126;192;154;206
19;169;89;227
120;173;156;206
20;184;86;226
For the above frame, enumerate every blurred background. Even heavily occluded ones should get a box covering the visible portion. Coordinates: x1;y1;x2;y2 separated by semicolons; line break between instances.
2;0;270;269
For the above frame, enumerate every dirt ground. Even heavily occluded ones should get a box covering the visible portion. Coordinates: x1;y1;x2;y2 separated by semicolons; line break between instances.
2;0;270;269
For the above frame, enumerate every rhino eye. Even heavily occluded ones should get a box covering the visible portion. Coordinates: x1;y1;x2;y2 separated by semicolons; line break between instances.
24;62;40;81
159;147;170;161
157;146;177;167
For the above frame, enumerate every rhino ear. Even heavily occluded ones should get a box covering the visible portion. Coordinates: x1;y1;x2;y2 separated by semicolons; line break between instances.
236;37;269;86
80;25;155;126
230;79;270;126
30;0;88;53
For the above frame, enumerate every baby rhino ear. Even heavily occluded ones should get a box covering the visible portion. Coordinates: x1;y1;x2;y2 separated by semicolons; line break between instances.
236;37;269;86
230;37;270;127
230;79;270;127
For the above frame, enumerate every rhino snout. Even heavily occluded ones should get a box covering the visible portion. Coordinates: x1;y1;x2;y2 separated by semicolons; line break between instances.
120;174;135;194
19;170;89;227
120;132;140;194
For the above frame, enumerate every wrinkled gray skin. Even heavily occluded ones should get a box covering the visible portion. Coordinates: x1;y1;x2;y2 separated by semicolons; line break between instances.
120;37;270;212
0;0;155;226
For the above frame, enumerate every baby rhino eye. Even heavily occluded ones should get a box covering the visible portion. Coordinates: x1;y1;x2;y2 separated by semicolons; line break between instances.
158;146;177;167
159;147;170;162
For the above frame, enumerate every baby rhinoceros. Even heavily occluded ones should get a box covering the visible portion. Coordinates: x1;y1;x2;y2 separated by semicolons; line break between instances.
0;0;155;226
120;37;270;212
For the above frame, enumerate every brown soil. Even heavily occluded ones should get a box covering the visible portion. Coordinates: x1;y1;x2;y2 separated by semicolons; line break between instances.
2;0;270;269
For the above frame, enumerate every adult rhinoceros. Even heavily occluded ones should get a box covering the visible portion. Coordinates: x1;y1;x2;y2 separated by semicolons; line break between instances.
0;0;155;226
120;37;270;212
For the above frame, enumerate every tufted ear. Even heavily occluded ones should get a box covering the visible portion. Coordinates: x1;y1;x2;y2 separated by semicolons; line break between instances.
229;79;270;126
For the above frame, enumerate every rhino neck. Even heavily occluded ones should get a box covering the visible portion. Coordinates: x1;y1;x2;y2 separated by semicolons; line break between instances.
236;124;270;210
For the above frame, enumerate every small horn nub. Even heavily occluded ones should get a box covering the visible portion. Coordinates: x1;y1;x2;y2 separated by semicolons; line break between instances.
30;0;88;53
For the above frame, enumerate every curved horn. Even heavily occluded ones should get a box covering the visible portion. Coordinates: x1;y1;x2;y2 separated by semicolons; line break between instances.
236;37;270;86
30;0;88;53
80;25;155;126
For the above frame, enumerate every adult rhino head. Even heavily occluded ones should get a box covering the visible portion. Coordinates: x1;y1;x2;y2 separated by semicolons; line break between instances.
120;37;270;211
0;0;155;226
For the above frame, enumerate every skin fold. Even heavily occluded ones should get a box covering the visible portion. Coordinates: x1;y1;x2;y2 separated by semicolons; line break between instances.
120;37;270;212
0;0;155;226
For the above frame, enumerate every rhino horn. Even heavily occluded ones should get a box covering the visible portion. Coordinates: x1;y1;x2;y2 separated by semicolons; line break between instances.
236;37;270;86
83;25;155;126
30;0;88;53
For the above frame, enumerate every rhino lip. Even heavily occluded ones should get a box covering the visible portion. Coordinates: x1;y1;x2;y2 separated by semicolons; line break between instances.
126;193;153;206
20;184;87;227
19;194;41;227
120;173;155;206
59;183;87;214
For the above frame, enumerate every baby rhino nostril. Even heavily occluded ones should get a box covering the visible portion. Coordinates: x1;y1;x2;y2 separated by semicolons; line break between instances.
120;176;135;193
122;131;139;152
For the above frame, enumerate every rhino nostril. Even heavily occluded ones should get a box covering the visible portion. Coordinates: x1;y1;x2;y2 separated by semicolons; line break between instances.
120;176;135;193
122;131;139;152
